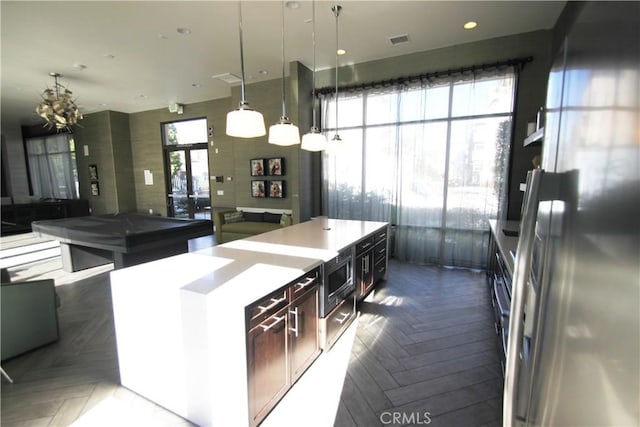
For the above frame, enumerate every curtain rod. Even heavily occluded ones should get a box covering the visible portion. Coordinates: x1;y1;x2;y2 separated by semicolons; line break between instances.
316;56;533;96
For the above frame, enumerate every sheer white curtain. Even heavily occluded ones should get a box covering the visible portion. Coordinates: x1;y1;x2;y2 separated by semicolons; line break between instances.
25;133;79;199
321;67;515;268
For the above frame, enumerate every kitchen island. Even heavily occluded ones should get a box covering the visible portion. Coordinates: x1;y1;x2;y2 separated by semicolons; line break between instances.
110;217;388;427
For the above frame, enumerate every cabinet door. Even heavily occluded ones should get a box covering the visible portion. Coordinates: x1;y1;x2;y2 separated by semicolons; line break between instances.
247;306;289;426
322;292;356;350
356;251;374;298
289;284;320;384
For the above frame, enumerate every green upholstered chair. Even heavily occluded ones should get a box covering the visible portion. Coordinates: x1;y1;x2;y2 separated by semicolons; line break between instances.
1;278;59;362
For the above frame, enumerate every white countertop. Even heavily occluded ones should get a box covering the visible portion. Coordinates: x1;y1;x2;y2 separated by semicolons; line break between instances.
109;217;389;427
223;217;388;262
489;219;520;275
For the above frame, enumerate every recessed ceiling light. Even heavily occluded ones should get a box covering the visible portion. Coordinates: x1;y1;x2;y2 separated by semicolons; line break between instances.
337;49;346;56
103;54;116;59
73;63;87;70
463;21;478;30
286;1;300;9
192;83;201;88
176;27;191;35
258;70;268;75
158;34;169;40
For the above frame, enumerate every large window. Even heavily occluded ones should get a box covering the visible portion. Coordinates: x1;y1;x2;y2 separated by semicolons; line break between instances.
321;67;515;268
25;133;78;199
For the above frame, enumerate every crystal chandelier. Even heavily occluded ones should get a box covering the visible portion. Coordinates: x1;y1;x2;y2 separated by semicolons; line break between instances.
35;72;83;131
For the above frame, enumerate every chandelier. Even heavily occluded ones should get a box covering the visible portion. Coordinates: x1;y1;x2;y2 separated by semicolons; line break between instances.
35;72;83;131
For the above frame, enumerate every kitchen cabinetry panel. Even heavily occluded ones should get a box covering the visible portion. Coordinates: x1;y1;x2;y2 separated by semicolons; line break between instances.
289;284;320;383
247;305;289;426
321;292;356;350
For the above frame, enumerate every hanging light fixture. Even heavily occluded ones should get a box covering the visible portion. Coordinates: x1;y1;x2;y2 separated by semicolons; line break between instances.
35;72;83;132
326;4;342;153
226;1;266;138
268;0;300;146
301;0;328;152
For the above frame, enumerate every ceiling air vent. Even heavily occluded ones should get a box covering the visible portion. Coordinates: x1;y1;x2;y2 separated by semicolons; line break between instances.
389;34;410;46
212;73;242;84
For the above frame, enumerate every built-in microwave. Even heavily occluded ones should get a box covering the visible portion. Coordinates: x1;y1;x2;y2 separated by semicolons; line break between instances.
320;249;354;317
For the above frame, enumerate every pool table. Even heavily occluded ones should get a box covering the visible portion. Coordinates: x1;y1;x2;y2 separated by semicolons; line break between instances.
31;213;213;272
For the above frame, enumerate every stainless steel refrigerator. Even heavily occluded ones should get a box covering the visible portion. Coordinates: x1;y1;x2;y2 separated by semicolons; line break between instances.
503;2;639;426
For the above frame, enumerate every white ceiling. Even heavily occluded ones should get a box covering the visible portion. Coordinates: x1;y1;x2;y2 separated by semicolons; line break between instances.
1;1;565;129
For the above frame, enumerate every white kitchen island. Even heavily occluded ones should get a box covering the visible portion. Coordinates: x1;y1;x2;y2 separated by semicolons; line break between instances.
110;217;388;426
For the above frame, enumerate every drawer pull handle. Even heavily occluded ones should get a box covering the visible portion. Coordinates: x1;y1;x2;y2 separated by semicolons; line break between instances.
260;315;285;331
295;276;315;289
378;248;386;254
360;242;372;249
258;296;286;313
336;311;351;325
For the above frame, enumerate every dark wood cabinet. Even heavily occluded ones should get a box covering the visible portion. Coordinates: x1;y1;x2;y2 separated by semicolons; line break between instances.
289;283;320;384
246;267;321;426
355;236;374;299
247;305;289;426
321;292;356;350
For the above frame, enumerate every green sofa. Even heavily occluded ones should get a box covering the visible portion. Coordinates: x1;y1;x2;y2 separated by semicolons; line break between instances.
214;209;292;244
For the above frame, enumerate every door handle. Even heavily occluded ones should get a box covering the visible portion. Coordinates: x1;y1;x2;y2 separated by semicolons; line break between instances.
289;307;299;338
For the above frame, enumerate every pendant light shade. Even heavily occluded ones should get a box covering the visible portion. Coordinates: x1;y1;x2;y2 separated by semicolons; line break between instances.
326;4;343;153
269;0;300;146
227;104;266;138
226;2;266;138
301;0;327;152
268;119;300;146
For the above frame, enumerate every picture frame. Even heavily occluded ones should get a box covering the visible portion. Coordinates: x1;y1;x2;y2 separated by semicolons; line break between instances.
268;180;284;198
250;159;265;176
267;158;284;176
90;181;100;196
89;164;98;180
251;180;266;198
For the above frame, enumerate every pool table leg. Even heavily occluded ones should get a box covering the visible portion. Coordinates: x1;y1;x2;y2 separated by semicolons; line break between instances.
60;243;113;273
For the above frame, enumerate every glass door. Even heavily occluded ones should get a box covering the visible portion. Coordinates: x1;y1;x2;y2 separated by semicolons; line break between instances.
165;147;210;219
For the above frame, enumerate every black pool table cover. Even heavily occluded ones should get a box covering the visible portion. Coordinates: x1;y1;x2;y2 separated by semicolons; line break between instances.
31;213;213;254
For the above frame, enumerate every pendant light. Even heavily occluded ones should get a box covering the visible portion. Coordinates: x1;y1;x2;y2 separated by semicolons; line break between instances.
226;1;266;138
268;0;300;146
301;0;328;152
326;4;342;153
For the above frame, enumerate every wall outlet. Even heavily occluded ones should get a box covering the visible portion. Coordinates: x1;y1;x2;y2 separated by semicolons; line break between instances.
217;190;224;196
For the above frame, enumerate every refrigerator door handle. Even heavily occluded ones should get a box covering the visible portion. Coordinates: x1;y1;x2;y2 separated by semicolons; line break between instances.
503;168;544;426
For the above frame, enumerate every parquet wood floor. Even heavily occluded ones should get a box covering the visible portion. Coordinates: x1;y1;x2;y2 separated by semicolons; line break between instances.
1;235;501;426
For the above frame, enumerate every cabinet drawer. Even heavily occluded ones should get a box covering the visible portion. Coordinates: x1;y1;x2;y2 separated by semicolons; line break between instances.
374;262;387;283
355;236;374;255
374;228;388;245
247;287;288;329
321;292;356;350
374;241;387;265
289;267;320;302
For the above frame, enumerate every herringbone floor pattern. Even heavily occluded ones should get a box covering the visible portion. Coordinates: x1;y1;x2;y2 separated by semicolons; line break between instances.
1;245;502;426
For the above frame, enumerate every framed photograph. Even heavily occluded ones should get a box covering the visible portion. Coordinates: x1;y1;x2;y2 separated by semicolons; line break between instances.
268;180;284;198
89;164;98;180
267;158;284;176
90;181;100;196
250;159;265;176
251;180;266;198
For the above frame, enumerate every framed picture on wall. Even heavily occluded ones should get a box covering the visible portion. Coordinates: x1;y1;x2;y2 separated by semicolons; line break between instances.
268;180;284;198
250;159;265;176
251;180;266;198
267;158;284;176
90;181;100;196
89;164;98;180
